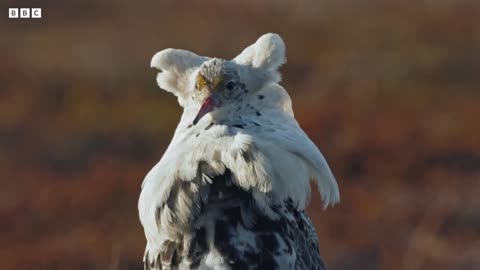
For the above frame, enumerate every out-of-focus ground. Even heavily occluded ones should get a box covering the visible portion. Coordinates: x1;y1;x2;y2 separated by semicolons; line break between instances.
1;1;479;269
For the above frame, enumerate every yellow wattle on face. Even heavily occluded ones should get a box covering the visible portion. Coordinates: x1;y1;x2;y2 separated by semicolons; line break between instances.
196;74;209;91
193;73;225;125
196;73;225;92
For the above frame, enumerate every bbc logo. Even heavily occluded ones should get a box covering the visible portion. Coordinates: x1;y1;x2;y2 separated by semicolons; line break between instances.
9;8;42;18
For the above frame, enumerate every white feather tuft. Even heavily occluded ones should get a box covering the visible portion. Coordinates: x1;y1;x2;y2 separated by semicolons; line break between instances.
233;33;286;71
151;48;208;106
233;33;286;86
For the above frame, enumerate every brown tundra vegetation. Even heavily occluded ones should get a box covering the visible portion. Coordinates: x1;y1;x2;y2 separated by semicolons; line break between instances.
1;1;479;269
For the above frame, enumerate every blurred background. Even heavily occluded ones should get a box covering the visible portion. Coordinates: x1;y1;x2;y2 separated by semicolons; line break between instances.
1;0;480;269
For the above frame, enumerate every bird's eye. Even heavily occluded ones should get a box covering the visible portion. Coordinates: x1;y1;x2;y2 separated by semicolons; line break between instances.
225;81;236;91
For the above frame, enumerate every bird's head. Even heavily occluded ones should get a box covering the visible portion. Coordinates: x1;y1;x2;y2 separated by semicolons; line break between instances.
191;59;244;124
151;33;286;124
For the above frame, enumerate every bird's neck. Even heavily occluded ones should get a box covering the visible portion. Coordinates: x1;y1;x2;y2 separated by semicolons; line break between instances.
181;99;261;129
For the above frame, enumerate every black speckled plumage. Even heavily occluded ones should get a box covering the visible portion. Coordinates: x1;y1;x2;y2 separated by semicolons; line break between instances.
144;170;327;270
144;33;340;270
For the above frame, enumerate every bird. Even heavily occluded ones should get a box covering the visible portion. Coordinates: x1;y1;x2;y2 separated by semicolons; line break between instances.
139;33;340;270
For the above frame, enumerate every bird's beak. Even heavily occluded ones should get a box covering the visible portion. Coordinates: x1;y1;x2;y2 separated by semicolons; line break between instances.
193;96;216;125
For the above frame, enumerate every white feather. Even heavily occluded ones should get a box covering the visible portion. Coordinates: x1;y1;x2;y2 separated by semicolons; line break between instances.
151;48;209;106
140;33;339;267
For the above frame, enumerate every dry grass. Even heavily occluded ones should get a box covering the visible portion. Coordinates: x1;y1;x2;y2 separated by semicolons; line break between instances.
1;1;479;269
